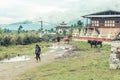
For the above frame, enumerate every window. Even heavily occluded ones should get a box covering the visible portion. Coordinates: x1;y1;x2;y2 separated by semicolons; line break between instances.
91;20;99;27
116;21;119;23
104;20;115;27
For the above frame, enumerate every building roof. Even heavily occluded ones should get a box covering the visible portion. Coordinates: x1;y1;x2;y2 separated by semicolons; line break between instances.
82;10;120;18
60;21;66;25
55;21;70;29
83;15;120;18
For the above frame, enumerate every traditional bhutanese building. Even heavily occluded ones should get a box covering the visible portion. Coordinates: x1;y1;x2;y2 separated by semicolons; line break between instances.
73;10;120;42
56;21;70;34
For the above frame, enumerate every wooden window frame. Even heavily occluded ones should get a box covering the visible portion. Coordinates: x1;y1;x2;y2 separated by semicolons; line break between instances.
91;20;99;27
104;20;115;27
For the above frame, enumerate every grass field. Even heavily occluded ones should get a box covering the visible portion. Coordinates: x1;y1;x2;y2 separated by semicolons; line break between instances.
15;41;120;80
0;42;51;60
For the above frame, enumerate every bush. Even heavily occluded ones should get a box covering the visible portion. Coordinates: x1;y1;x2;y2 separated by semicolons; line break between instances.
0;36;11;46
16;36;23;45
0;32;41;46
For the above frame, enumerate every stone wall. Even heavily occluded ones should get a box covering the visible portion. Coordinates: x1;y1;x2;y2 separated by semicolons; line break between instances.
110;41;120;69
111;41;120;52
98;28;119;38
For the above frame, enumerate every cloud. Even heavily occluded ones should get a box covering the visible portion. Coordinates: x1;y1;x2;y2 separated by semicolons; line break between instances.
0;0;68;24
0;17;25;24
0;0;120;24
25;5;67;17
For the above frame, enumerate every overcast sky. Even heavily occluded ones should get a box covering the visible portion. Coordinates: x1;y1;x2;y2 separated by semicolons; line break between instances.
0;0;120;24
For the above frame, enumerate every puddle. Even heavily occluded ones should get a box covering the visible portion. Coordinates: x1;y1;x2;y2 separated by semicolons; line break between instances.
48;45;72;57
49;46;68;50
1;49;56;63
1;55;31;62
49;46;58;49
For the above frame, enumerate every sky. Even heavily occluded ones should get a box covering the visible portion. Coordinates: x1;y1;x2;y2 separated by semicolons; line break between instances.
0;0;120;24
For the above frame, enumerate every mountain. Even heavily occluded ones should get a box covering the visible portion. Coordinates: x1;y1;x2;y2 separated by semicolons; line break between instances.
10;20;33;25
0;20;56;31
0;19;82;30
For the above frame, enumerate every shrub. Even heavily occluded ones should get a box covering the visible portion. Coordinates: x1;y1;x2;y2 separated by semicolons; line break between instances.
0;35;11;46
16;36;23;45
0;32;41;46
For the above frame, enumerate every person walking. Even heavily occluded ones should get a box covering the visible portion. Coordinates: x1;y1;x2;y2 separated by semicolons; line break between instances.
35;44;41;62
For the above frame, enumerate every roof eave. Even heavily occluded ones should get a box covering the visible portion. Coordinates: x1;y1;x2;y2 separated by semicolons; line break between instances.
82;10;120;18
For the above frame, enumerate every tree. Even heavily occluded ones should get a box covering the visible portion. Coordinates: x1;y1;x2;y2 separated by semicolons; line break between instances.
50;28;54;32
77;20;83;32
18;25;23;34
77;20;83;26
70;25;75;34
63;30;67;36
0;28;3;34
4;28;11;33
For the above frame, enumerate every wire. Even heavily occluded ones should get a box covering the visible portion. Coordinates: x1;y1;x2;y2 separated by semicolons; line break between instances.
38;21;58;26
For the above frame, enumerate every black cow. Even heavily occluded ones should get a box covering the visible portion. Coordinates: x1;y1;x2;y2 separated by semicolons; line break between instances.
56;36;61;42
88;40;102;48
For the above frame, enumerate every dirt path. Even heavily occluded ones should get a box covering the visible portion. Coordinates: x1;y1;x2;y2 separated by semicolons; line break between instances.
0;42;72;80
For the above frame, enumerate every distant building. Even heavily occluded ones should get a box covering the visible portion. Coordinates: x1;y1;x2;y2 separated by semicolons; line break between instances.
55;21;70;34
38;30;56;37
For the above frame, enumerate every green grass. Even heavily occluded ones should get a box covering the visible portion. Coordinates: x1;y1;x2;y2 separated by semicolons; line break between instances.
15;41;120;80
0;42;51;60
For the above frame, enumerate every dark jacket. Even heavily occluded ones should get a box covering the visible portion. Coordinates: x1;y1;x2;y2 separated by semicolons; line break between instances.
35;47;41;54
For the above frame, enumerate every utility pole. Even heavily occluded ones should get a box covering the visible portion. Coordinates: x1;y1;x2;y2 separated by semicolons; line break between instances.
39;20;43;38
40;20;43;31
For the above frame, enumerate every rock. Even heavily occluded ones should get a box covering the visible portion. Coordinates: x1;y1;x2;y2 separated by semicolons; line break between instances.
109;53;120;69
69;69;76;72
111;41;120;52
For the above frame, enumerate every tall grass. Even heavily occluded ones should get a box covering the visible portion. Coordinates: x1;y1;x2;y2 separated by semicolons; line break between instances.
0;32;41;46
